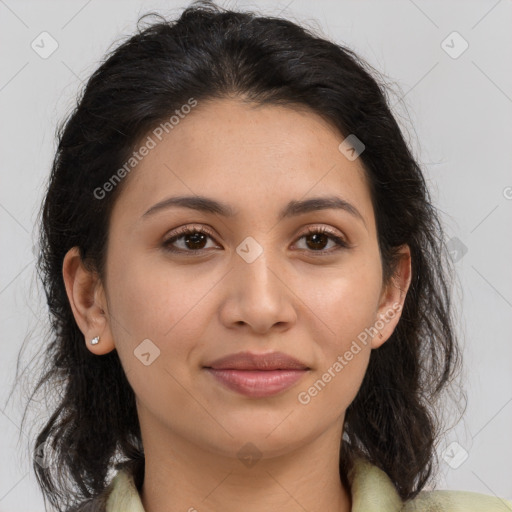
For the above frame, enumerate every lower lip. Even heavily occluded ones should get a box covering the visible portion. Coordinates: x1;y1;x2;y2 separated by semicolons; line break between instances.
204;368;308;398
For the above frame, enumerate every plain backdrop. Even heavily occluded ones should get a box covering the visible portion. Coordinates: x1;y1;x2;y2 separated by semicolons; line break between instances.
1;0;511;510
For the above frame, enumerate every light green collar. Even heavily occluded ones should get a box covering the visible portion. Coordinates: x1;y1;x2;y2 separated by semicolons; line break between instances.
104;457;512;512
105;457;402;512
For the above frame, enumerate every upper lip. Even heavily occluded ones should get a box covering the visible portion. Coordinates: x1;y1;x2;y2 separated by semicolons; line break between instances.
204;351;310;371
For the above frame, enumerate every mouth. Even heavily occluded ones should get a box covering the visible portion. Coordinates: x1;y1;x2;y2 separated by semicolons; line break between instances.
204;368;309;398
203;351;311;398
204;350;310;371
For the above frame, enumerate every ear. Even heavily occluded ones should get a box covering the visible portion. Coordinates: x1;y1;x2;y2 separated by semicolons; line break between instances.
62;247;116;355
371;244;412;349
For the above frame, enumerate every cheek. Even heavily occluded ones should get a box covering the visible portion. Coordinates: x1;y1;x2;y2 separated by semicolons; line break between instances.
295;278;375;419
104;253;208;411
107;248;208;334
291;255;381;407
105;250;223;374
295;252;382;345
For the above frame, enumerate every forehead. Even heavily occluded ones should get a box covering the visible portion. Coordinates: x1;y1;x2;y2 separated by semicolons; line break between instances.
113;97;374;229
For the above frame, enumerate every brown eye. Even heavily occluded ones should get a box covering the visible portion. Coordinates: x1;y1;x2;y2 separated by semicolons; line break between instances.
294;227;350;254
162;225;350;256
163;226;219;254
181;231;208;250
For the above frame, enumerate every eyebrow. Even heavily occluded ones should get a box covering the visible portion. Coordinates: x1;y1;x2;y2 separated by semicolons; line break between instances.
141;194;367;229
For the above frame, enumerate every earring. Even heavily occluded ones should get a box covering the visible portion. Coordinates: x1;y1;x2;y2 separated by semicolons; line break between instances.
90;336;100;345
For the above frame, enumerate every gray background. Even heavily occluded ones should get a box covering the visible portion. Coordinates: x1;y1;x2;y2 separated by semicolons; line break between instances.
1;0;511;510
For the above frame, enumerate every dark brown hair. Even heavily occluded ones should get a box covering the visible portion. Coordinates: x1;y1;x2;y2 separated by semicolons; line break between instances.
16;1;464;510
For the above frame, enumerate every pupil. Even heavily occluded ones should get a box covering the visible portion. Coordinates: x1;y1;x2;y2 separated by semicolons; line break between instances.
307;233;327;250
186;232;206;249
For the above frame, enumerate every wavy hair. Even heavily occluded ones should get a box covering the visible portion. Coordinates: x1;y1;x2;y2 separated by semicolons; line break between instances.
17;1;464;510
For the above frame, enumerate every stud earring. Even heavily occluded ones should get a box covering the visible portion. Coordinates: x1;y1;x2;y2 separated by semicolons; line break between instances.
90;336;100;345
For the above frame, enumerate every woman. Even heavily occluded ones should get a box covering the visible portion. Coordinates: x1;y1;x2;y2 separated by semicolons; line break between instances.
24;1;511;510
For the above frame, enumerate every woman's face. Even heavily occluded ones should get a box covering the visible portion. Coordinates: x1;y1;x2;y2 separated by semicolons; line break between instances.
86;98;409;460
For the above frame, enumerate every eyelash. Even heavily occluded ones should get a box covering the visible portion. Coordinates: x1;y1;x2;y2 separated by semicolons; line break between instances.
162;225;350;256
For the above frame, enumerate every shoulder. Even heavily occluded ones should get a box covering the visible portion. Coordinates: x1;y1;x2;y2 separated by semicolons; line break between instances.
66;460;145;512
64;469;130;512
403;489;512;512
104;468;145;512
349;457;512;512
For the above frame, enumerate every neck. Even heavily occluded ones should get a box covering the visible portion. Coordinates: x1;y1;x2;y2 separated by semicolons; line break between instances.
139;415;352;512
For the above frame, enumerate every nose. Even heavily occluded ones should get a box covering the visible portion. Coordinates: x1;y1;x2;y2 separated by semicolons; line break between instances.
218;247;297;334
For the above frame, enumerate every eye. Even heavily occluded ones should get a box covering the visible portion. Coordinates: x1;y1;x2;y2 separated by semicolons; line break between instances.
293;226;350;255
162;225;219;254
162;225;351;255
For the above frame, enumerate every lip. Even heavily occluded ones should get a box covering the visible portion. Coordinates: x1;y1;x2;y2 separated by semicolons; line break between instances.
204;351;310;371
205;368;308;398
203;351;310;398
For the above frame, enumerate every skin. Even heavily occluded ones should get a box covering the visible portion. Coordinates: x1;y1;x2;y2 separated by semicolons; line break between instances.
63;97;411;512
